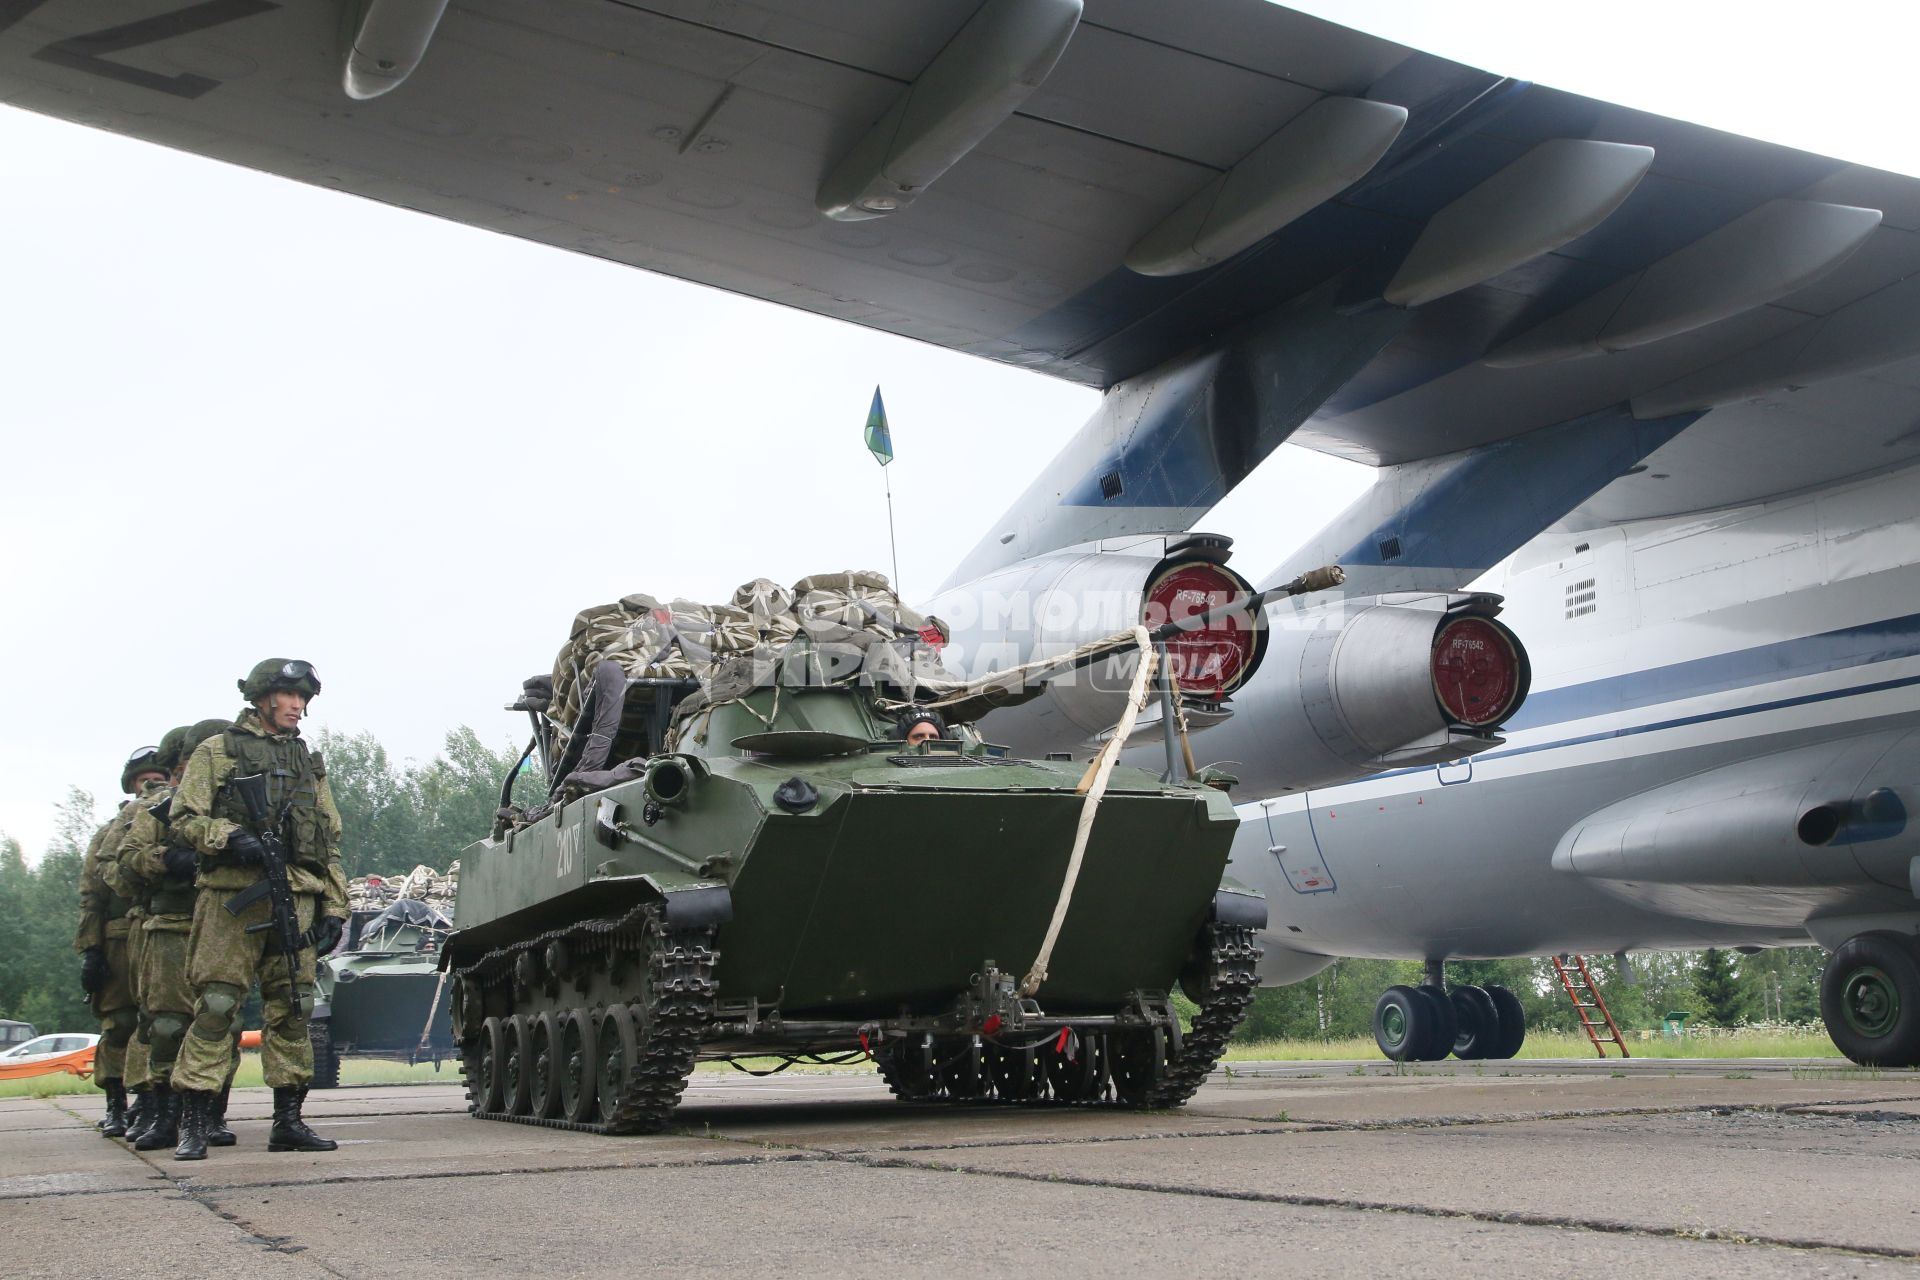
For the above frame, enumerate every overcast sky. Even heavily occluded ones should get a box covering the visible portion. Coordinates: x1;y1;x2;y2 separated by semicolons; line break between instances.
4;3;1916;857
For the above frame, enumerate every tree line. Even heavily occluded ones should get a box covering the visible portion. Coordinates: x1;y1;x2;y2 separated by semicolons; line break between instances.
1;724;1830;1044
1236;947;1828;1043
0;727;539;1034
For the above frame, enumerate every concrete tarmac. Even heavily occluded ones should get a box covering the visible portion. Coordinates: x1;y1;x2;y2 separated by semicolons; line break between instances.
8;1058;1920;1277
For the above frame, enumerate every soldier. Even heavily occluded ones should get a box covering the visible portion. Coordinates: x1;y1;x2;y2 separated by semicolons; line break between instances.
101;727;192;1143
115;719;236;1151
74;745;167;1137
167;661;349;1161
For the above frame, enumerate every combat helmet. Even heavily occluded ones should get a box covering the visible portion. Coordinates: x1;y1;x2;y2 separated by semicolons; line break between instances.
163;718;232;772
155;725;193;774
120;744;165;794
239;659;322;702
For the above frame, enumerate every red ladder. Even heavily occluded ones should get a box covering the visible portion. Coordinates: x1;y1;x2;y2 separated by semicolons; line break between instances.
1551;954;1630;1058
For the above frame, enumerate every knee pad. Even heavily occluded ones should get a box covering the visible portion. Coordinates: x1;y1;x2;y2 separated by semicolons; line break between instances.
189;982;246;1042
149;1012;190;1063
101;1008;138;1046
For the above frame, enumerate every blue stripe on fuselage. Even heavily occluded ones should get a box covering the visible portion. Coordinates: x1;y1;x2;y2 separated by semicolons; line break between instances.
1504;612;1920;733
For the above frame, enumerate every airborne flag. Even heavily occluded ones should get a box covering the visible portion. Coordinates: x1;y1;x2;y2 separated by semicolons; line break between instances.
864;385;894;466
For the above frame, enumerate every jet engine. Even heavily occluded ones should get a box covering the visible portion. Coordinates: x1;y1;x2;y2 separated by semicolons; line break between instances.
922;534;1268;758
1122;591;1530;795
926;536;1530;793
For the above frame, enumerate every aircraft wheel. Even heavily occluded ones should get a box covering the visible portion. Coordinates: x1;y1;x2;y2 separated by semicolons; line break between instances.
1373;986;1424;1062
1821;932;1920;1068
1449;985;1501;1060
1483;984;1527;1060
1411;986;1458;1061
528;1011;564;1119
476;1016;507;1112
559;1008;599;1124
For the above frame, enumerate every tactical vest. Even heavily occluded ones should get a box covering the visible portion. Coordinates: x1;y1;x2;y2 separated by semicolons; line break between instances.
147;787;196;917
213;729;328;871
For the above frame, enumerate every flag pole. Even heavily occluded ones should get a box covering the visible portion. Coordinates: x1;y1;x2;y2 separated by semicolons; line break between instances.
865;385;902;593
883;463;901;594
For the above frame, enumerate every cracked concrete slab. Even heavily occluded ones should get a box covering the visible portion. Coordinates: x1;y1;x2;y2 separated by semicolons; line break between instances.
878;1110;1920;1255
10;1188;336;1279
10;1064;1920;1274
1179;1072;1920;1127
0;1096;94;1133
189;1155;1898;1279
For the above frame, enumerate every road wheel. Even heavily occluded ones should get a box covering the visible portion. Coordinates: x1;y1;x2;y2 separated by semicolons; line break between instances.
1449;985;1501;1060
1821;932;1920;1068
1108;1027;1166;1107
983;1044;1040;1102
309;1018;340;1089
476;1016;507;1112
503;1014;533;1116
1373;986;1423;1062
1411;986;1458;1061
1041;1032;1103;1102
1483;984;1527;1060
528;1011;564;1119
596;1005;640;1124
559;1008;599;1125
939;1037;987;1101
875;1035;938;1101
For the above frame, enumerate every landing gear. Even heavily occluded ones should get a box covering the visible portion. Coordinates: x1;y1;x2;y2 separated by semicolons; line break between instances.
1448;985;1501;1060
1820;932;1920;1068
1372;975;1526;1062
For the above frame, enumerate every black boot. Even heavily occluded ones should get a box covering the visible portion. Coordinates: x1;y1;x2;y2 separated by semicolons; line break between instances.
98;1079;128;1138
207;1081;236;1147
134;1084;178;1151
268;1085;337;1152
121;1086;150;1144
173;1090;211;1161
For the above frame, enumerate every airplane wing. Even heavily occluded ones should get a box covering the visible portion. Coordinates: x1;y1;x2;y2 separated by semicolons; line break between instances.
7;1;1919;537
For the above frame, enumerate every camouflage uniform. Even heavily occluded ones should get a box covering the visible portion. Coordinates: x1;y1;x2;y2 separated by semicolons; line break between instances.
169;710;348;1094
114;725;242;1150
74;788;160;1086
98;826;151;1094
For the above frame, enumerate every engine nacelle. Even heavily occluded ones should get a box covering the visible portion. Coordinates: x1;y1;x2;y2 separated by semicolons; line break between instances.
922;533;1267;759
1125;591;1530;795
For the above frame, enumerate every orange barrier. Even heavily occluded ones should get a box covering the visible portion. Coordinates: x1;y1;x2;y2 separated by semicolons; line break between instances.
240;1029;262;1050
0;1045;95;1081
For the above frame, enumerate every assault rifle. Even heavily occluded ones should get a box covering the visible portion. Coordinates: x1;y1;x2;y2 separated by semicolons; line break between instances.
223;772;305;996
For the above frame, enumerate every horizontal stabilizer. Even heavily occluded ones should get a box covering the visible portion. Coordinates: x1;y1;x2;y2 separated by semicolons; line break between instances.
1385;139;1653;308
1491;200;1883;367
1125;96;1408;277
815;0;1082;221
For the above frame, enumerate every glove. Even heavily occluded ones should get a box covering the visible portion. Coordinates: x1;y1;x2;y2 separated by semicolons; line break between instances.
80;946;108;995
162;846;198;879
224;830;266;866
312;914;346;957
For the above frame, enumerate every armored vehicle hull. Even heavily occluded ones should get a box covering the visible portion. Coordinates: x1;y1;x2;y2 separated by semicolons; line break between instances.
311;899;456;1087
447;690;1263;1133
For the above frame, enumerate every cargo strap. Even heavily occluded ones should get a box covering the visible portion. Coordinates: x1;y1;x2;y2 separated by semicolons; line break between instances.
1020;626;1157;997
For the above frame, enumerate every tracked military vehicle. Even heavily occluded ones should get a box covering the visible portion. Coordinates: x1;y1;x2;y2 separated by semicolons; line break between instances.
444;571;1324;1134
310;888;457;1088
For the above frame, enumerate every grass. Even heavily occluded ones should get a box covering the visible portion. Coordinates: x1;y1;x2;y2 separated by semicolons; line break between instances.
0;1054;457;1100
7;1029;1875;1100
1223;1028;1852;1062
